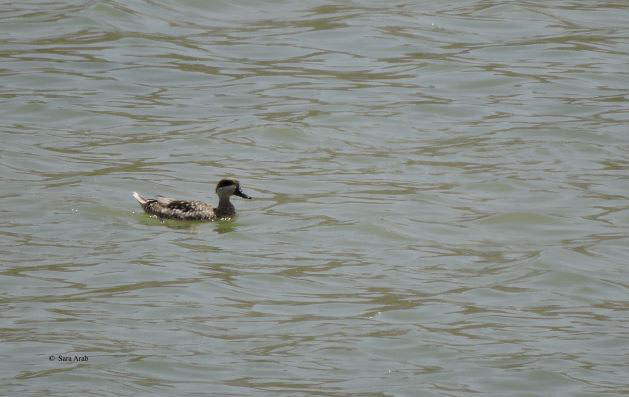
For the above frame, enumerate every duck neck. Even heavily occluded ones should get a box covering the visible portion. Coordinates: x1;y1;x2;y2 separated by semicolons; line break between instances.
216;196;235;217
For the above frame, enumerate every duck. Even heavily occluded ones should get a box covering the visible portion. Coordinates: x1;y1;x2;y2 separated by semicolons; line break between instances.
132;178;252;221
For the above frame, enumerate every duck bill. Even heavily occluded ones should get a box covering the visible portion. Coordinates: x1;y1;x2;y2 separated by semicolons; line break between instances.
234;187;252;199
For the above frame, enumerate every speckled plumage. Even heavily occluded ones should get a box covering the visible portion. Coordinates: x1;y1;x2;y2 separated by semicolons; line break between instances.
132;178;251;221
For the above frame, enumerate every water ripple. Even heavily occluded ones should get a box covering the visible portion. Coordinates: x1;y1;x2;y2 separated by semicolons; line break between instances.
2;0;629;395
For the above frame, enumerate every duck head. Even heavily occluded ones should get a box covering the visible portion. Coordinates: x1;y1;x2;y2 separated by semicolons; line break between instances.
215;178;252;200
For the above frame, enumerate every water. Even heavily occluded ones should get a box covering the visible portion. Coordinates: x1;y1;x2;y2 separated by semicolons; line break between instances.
2;1;629;395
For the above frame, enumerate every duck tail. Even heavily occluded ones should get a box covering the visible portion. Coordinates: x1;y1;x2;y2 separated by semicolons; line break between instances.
132;192;148;205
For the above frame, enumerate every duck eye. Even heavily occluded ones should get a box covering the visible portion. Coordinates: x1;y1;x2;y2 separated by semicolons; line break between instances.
217;180;235;189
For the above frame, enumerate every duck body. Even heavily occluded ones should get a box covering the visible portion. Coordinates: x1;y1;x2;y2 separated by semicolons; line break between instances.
132;178;251;221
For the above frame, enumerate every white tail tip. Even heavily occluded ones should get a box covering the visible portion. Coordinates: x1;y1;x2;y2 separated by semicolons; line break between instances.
132;192;147;204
